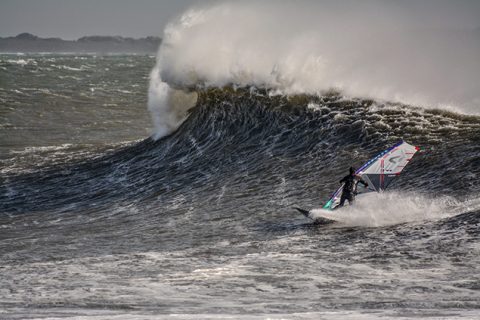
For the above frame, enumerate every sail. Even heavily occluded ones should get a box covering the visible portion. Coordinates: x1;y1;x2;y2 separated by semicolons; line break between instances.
323;141;419;210
357;141;419;192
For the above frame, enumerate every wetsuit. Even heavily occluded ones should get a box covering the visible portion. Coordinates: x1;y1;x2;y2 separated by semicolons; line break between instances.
338;174;368;207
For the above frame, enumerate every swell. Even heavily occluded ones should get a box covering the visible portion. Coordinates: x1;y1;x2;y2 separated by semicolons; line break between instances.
1;87;479;217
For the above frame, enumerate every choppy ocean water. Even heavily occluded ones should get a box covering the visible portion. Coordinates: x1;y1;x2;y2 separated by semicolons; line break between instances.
1;52;479;320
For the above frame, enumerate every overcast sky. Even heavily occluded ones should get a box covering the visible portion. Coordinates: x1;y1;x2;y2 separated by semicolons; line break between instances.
0;0;203;39
1;0;479;40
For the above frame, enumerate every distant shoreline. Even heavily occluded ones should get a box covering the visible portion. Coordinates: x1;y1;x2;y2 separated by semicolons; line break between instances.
0;33;161;54
0;52;157;56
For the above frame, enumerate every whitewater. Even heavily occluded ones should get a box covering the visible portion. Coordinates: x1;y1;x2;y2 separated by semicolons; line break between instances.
149;1;480;139
1;1;480;319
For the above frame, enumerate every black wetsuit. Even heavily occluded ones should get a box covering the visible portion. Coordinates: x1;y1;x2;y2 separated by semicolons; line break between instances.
338;174;368;207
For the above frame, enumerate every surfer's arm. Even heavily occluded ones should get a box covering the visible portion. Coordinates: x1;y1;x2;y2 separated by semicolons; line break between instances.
358;177;368;187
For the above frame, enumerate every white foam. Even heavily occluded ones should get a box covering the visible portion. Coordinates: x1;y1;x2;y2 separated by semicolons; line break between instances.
148;0;480;138
148;68;198;139
310;192;467;227
20;310;480;320
6;58;37;66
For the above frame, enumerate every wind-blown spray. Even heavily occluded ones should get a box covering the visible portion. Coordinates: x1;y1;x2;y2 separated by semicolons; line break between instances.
149;0;480;138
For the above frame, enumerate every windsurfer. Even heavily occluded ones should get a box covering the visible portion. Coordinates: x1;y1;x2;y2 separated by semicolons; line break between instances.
337;167;369;207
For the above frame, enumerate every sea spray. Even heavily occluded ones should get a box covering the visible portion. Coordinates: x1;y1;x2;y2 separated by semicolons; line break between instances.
148;64;197;139
310;192;463;227
148;0;480;138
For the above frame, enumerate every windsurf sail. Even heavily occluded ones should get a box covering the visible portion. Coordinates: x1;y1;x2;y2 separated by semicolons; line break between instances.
323;141;420;210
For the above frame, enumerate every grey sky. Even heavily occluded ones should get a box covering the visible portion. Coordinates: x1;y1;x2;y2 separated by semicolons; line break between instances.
0;0;203;39
0;0;479;40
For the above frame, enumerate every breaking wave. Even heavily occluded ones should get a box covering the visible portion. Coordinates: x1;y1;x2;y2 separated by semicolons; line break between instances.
149;0;480;138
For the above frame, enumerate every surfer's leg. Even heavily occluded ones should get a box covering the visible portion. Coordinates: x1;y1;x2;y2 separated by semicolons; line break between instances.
348;194;355;205
339;193;347;207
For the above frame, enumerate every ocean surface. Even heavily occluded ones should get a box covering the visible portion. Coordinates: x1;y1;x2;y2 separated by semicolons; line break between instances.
1;52;479;319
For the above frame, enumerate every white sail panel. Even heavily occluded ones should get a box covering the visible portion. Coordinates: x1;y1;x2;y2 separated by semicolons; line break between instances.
358;141;419;191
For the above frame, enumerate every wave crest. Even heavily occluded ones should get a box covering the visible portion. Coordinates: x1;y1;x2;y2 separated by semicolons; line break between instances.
148;1;480;138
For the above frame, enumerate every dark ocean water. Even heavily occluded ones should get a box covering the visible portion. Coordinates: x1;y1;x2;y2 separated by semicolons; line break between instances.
1;54;480;319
